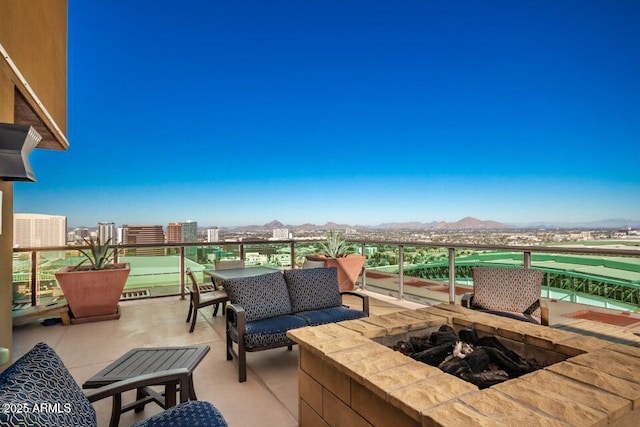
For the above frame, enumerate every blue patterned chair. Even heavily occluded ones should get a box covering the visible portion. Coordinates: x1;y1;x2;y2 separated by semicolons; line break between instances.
461;266;548;325
223;267;368;382
0;342;227;427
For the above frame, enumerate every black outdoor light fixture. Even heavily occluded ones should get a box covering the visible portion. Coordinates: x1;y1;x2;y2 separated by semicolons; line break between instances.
0;122;41;182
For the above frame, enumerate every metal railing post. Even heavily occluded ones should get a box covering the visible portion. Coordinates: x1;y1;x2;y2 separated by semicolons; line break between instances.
398;245;404;300
448;247;456;304
179;246;185;300
290;242;295;269
524;251;532;269
361;243;367;290
30;251;37;307
239;244;245;260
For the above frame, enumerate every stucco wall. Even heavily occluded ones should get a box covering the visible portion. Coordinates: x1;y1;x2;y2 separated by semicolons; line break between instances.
0;71;14;370
0;0;68;369
0;0;67;135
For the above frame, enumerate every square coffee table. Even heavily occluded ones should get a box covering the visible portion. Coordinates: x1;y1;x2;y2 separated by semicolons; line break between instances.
83;345;209;426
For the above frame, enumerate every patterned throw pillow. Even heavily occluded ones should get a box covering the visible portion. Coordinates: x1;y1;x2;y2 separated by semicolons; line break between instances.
0;342;97;427
472;267;544;314
222;272;293;322
283;267;342;313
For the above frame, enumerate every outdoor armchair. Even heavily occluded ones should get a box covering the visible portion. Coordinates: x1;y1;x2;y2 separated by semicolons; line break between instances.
0;342;227;427
461;266;548;325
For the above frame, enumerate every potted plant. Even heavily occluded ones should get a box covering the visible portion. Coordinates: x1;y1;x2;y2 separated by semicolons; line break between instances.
55;236;130;323
306;232;366;291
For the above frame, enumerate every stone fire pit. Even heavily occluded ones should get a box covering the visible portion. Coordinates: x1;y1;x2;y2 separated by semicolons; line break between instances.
287;304;640;426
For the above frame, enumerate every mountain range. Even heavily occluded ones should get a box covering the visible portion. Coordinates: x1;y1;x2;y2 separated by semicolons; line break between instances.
72;217;639;231
218;217;640;232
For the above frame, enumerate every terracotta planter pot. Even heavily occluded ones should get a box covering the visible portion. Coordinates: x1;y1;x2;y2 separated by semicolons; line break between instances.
306;255;366;292
55;263;130;322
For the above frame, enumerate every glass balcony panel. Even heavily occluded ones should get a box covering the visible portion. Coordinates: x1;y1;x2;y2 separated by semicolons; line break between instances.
361;244;402;297
293;242;323;268
11;241;640;313
115;246;182;298
12;250;34;305
243;243;290;269
400;246;453;305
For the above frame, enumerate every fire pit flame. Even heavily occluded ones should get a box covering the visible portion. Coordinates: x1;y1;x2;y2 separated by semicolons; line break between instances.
392;325;542;389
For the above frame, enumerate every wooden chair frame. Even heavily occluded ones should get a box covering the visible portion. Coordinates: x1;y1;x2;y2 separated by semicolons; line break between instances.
185;268;229;333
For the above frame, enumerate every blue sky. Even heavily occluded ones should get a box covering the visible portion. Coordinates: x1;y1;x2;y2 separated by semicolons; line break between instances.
15;0;640;227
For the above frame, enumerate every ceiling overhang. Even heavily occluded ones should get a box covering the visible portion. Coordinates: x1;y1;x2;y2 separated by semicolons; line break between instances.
0;42;69;151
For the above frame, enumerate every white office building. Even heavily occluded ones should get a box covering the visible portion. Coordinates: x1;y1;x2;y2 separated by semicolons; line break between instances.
207;227;219;243
98;222;116;244
272;228;290;240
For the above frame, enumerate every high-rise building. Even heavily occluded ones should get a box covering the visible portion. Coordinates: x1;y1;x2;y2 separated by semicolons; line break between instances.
167;221;198;259
183;221;198;243
14;214;67;248
98;222;116;245
167;221;198;244
166;223;183;243
116;227;125;245
207;227;219;243
121;225;165;256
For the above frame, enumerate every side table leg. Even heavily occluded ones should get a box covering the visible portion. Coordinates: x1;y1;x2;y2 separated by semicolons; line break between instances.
134;387;147;412
165;382;177;408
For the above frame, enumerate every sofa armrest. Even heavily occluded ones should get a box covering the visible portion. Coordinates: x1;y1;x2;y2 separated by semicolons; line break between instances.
226;303;246;335
340;291;369;316
461;292;474;308
85;368;191;426
540;298;549;326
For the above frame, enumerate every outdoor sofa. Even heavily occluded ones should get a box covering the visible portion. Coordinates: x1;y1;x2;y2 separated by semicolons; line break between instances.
223;266;369;382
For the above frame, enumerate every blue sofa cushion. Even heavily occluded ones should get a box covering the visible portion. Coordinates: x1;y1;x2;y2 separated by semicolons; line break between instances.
131;401;228;427
295;307;367;326
283;267;342;313
0;342;97;427
223;272;293;322
229;315;308;350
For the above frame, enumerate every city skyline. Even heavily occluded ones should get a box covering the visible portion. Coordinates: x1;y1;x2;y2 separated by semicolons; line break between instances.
19;214;639;232
14;1;640;227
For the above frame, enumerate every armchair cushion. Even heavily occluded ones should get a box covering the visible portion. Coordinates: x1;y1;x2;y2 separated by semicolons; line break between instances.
472;267;544;315
222;272;292;322
283;267;342;313
0;342;96;427
130;401;227;427
471;308;542;324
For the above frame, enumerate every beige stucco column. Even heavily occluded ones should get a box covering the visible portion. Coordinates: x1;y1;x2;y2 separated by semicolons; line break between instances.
0;69;14;370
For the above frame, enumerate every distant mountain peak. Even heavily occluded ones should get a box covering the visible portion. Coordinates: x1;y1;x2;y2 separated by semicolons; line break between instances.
432;217;506;229
265;220;284;229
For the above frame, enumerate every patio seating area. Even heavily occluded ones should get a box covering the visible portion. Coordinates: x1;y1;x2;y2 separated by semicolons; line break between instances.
10;291;640;426
11;292;418;426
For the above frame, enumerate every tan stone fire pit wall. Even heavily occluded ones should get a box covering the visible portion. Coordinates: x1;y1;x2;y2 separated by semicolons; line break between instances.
287;304;640;427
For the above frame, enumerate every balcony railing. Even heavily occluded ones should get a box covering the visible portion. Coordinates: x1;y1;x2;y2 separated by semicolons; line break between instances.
12;239;640;312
